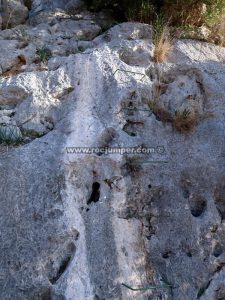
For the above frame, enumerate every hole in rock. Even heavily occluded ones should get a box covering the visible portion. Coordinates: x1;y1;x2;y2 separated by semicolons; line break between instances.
122;123;137;137
213;242;223;257
189;195;207;217
186;250;193;257
122;119;144;137
49;243;75;284
183;190;190;199
87;182;101;205
162;251;172;259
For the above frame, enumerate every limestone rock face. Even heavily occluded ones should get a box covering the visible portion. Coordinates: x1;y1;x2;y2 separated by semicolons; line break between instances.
1;4;225;300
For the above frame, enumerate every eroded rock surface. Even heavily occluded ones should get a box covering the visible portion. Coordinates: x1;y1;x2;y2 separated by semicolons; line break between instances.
0;2;225;300
0;0;28;29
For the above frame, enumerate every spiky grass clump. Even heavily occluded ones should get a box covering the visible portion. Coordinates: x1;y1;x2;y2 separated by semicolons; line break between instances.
0;124;23;145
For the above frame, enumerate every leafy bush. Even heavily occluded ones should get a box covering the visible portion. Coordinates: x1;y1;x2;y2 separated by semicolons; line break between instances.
204;0;225;26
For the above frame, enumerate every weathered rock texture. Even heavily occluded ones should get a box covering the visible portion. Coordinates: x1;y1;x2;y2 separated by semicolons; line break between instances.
0;2;225;300
0;0;28;29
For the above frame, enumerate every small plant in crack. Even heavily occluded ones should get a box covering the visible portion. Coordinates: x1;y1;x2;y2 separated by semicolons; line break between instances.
197;287;206;299
147;66;167;116
148;100;172;123
180;108;191;118
174;108;197;132
0;124;23;145
78;46;85;53
197;280;211;299
36;47;52;63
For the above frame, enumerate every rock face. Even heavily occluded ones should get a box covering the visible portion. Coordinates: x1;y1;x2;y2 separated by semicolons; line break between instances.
0;0;28;29
1;2;225;300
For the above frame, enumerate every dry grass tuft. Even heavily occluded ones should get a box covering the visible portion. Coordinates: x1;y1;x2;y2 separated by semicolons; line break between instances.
153;28;173;63
162;2;206;27
153;16;173;63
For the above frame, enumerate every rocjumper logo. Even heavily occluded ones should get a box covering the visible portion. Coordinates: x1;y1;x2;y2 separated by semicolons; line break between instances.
66;146;165;155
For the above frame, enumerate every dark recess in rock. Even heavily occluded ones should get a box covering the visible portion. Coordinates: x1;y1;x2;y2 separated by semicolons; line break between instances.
189;195;207;217
213;242;223;257
183;189;190;199
49;243;76;284
24;0;32;10
162;250;173;259
214;180;225;220
87;182;101;204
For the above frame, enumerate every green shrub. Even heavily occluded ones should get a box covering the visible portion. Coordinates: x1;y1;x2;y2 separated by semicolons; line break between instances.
204;0;225;26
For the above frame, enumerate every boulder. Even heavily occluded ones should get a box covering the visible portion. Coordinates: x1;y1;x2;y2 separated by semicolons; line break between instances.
0;0;28;29
49;19;101;40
